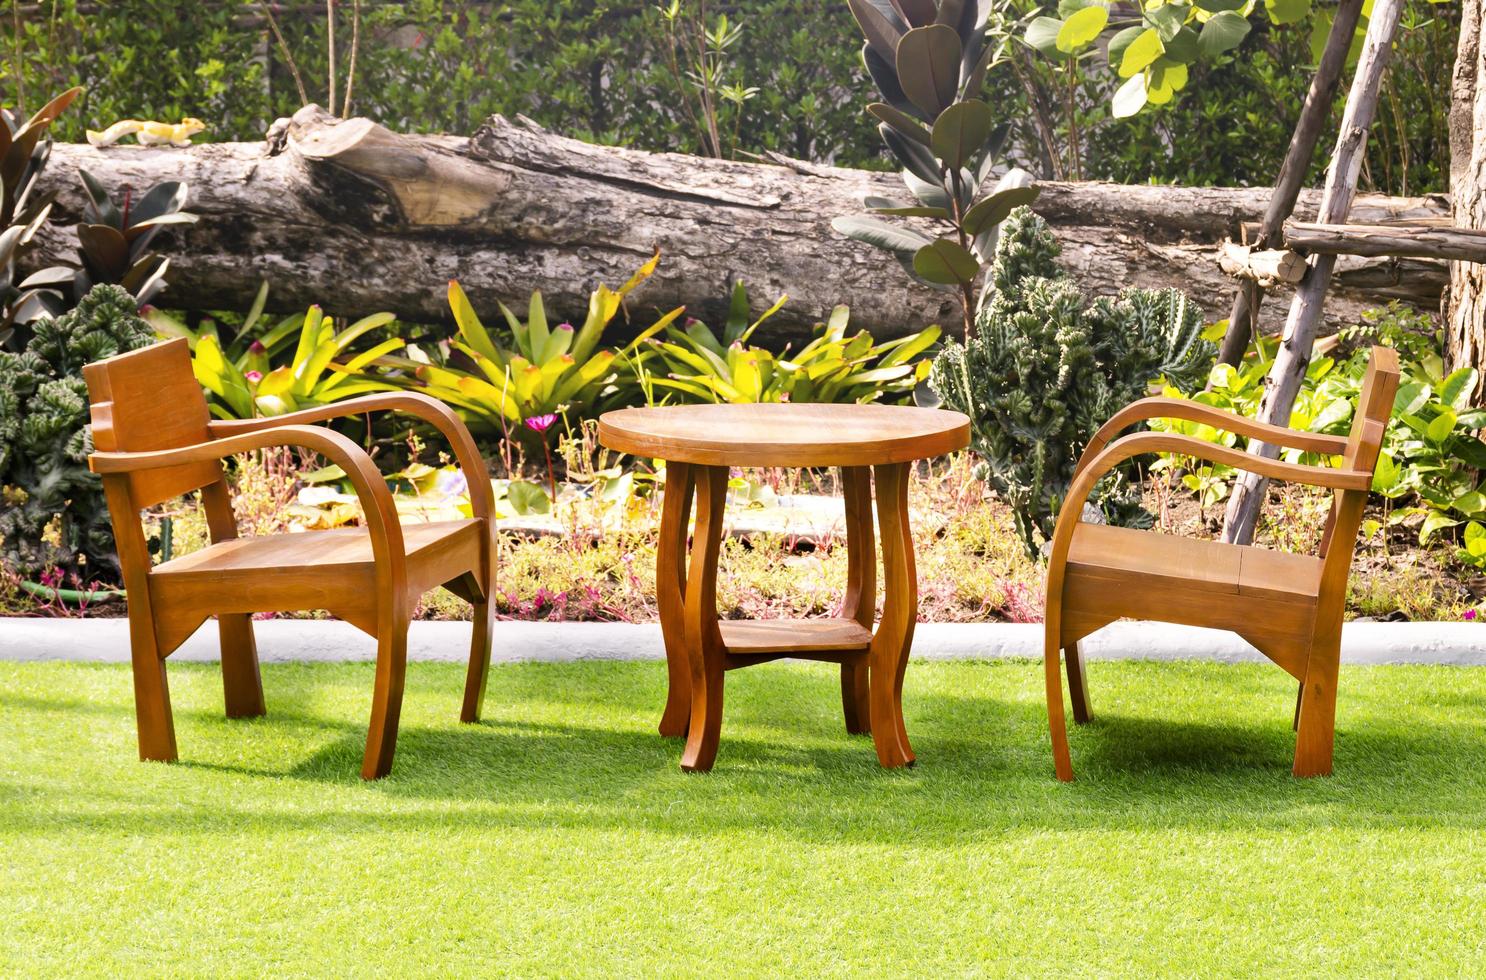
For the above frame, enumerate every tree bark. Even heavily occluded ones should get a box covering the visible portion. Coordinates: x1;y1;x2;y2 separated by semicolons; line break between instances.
1222;0;1403;546
24;105;1448;343
1445;0;1486;402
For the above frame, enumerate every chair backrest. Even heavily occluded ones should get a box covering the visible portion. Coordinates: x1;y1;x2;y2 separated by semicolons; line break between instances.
83;337;224;510
1318;345;1400;574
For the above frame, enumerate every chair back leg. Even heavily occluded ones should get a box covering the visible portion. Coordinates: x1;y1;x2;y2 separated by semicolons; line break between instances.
1293;630;1342;777
461;599;494;724
218;614;266;718
1065;640;1094;725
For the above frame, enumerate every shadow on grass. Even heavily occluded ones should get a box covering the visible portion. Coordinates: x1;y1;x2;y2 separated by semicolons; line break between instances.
6;659;1486;843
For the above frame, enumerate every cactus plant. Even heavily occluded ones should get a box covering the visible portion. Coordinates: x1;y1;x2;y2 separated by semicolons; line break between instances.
931;208;1212;558
0;284;154;582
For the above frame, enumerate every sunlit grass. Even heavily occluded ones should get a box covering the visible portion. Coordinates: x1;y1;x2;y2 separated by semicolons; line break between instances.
3;659;1484;974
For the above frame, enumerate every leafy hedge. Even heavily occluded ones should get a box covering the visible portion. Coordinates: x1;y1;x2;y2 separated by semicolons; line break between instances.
6;0;1457;194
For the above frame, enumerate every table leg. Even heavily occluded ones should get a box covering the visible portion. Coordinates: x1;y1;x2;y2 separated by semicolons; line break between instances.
869;462;916;767
680;465;729;772
839;466;875;735
656;462;695;737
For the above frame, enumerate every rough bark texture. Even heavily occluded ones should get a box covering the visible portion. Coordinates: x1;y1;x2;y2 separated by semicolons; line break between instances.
1445;0;1486;401
25;105;1450;342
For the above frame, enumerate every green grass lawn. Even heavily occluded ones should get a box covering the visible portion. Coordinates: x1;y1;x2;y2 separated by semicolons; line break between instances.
3;658;1485;975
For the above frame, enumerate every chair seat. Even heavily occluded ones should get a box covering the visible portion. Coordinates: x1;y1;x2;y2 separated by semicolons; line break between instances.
1067;523;1324;600
1060;524;1323;676
148;519;485;639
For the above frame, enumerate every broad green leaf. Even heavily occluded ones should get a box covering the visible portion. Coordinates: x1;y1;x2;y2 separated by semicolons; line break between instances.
867;102;933;146
1119;28;1163;77
1420;509;1461;544
1162;25;1200;63
1427;410;1457;445
895;25;962;117
1106;25;1145;69
1056;5;1107;53
912;238;980;285
870;205;952;218
1439;367;1479;410
1025;16;1066;59
962;185;1041;235
930;99;994;170
1265;0;1310;25
507;479;551;515
1145;60;1189;104
1198;11;1250;57
1145;2;1189;42
1112;72;1148;117
832;215;934;255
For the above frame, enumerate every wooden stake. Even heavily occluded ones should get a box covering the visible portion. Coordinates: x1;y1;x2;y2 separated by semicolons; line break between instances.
1222;0;1404;545
1217;0;1366;367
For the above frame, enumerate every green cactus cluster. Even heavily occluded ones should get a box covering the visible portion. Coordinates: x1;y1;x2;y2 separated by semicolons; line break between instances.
931;207;1213;559
0;284;154;582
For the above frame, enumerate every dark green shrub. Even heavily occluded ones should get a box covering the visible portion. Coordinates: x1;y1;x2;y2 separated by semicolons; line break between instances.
931;208;1213;558
0;284;153;582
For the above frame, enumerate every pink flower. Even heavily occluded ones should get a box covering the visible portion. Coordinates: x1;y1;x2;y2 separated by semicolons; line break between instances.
1466;608;1478;621
248;340;266;354
244;370;264;384
525;413;557;434
556;322;574;333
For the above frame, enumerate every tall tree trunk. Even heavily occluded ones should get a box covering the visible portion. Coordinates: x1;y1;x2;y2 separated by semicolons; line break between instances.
1445;0;1486;398
1221;0;1403;545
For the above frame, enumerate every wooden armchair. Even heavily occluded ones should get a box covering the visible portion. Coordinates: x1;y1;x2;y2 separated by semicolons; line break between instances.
84;338;496;780
1043;346;1399;781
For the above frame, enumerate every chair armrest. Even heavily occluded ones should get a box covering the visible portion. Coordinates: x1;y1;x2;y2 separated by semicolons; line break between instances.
207;393;494;520
1046;430;1370;601
1075;397;1350;479
91;424;406;566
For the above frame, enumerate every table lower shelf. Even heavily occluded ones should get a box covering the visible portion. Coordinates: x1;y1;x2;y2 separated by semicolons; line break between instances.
718;618;873;656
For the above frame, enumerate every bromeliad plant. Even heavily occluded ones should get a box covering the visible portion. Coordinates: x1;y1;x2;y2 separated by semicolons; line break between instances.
405;254;684;436
633;282;940;404
833;0;1039;339
148;282;403;418
22;168;198;317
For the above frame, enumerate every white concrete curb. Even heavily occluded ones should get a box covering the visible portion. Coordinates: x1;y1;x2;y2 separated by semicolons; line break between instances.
2;617;1484;666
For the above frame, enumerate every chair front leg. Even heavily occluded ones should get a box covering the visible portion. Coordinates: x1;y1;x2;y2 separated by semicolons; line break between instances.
1293;631;1341;778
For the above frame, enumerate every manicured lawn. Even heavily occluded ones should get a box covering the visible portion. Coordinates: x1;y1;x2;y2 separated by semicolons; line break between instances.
2;658;1484;974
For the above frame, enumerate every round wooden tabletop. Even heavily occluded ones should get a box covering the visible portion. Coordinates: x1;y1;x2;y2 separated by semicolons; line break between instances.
597;403;970;467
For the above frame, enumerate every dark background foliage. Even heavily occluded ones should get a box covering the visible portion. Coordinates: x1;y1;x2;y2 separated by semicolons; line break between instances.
3;0;1458;194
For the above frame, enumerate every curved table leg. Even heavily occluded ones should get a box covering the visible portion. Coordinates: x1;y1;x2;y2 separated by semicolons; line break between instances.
869;462;916;768
840;466;875;735
656;462;695;737
680;465;729;772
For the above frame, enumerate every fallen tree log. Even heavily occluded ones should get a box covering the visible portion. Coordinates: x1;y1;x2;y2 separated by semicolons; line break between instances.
25;106;1451;342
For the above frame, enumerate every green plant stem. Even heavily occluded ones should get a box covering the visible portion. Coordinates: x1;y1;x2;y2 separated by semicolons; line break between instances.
18;580;125;604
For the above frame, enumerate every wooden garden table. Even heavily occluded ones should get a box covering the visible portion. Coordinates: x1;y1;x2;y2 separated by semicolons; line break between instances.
597;403;970;772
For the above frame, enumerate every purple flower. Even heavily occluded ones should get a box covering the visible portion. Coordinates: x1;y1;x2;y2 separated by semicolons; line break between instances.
1466;608;1479;621
525;413;557;434
248;340;266;354
434;469;468;498
244;370;264;384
